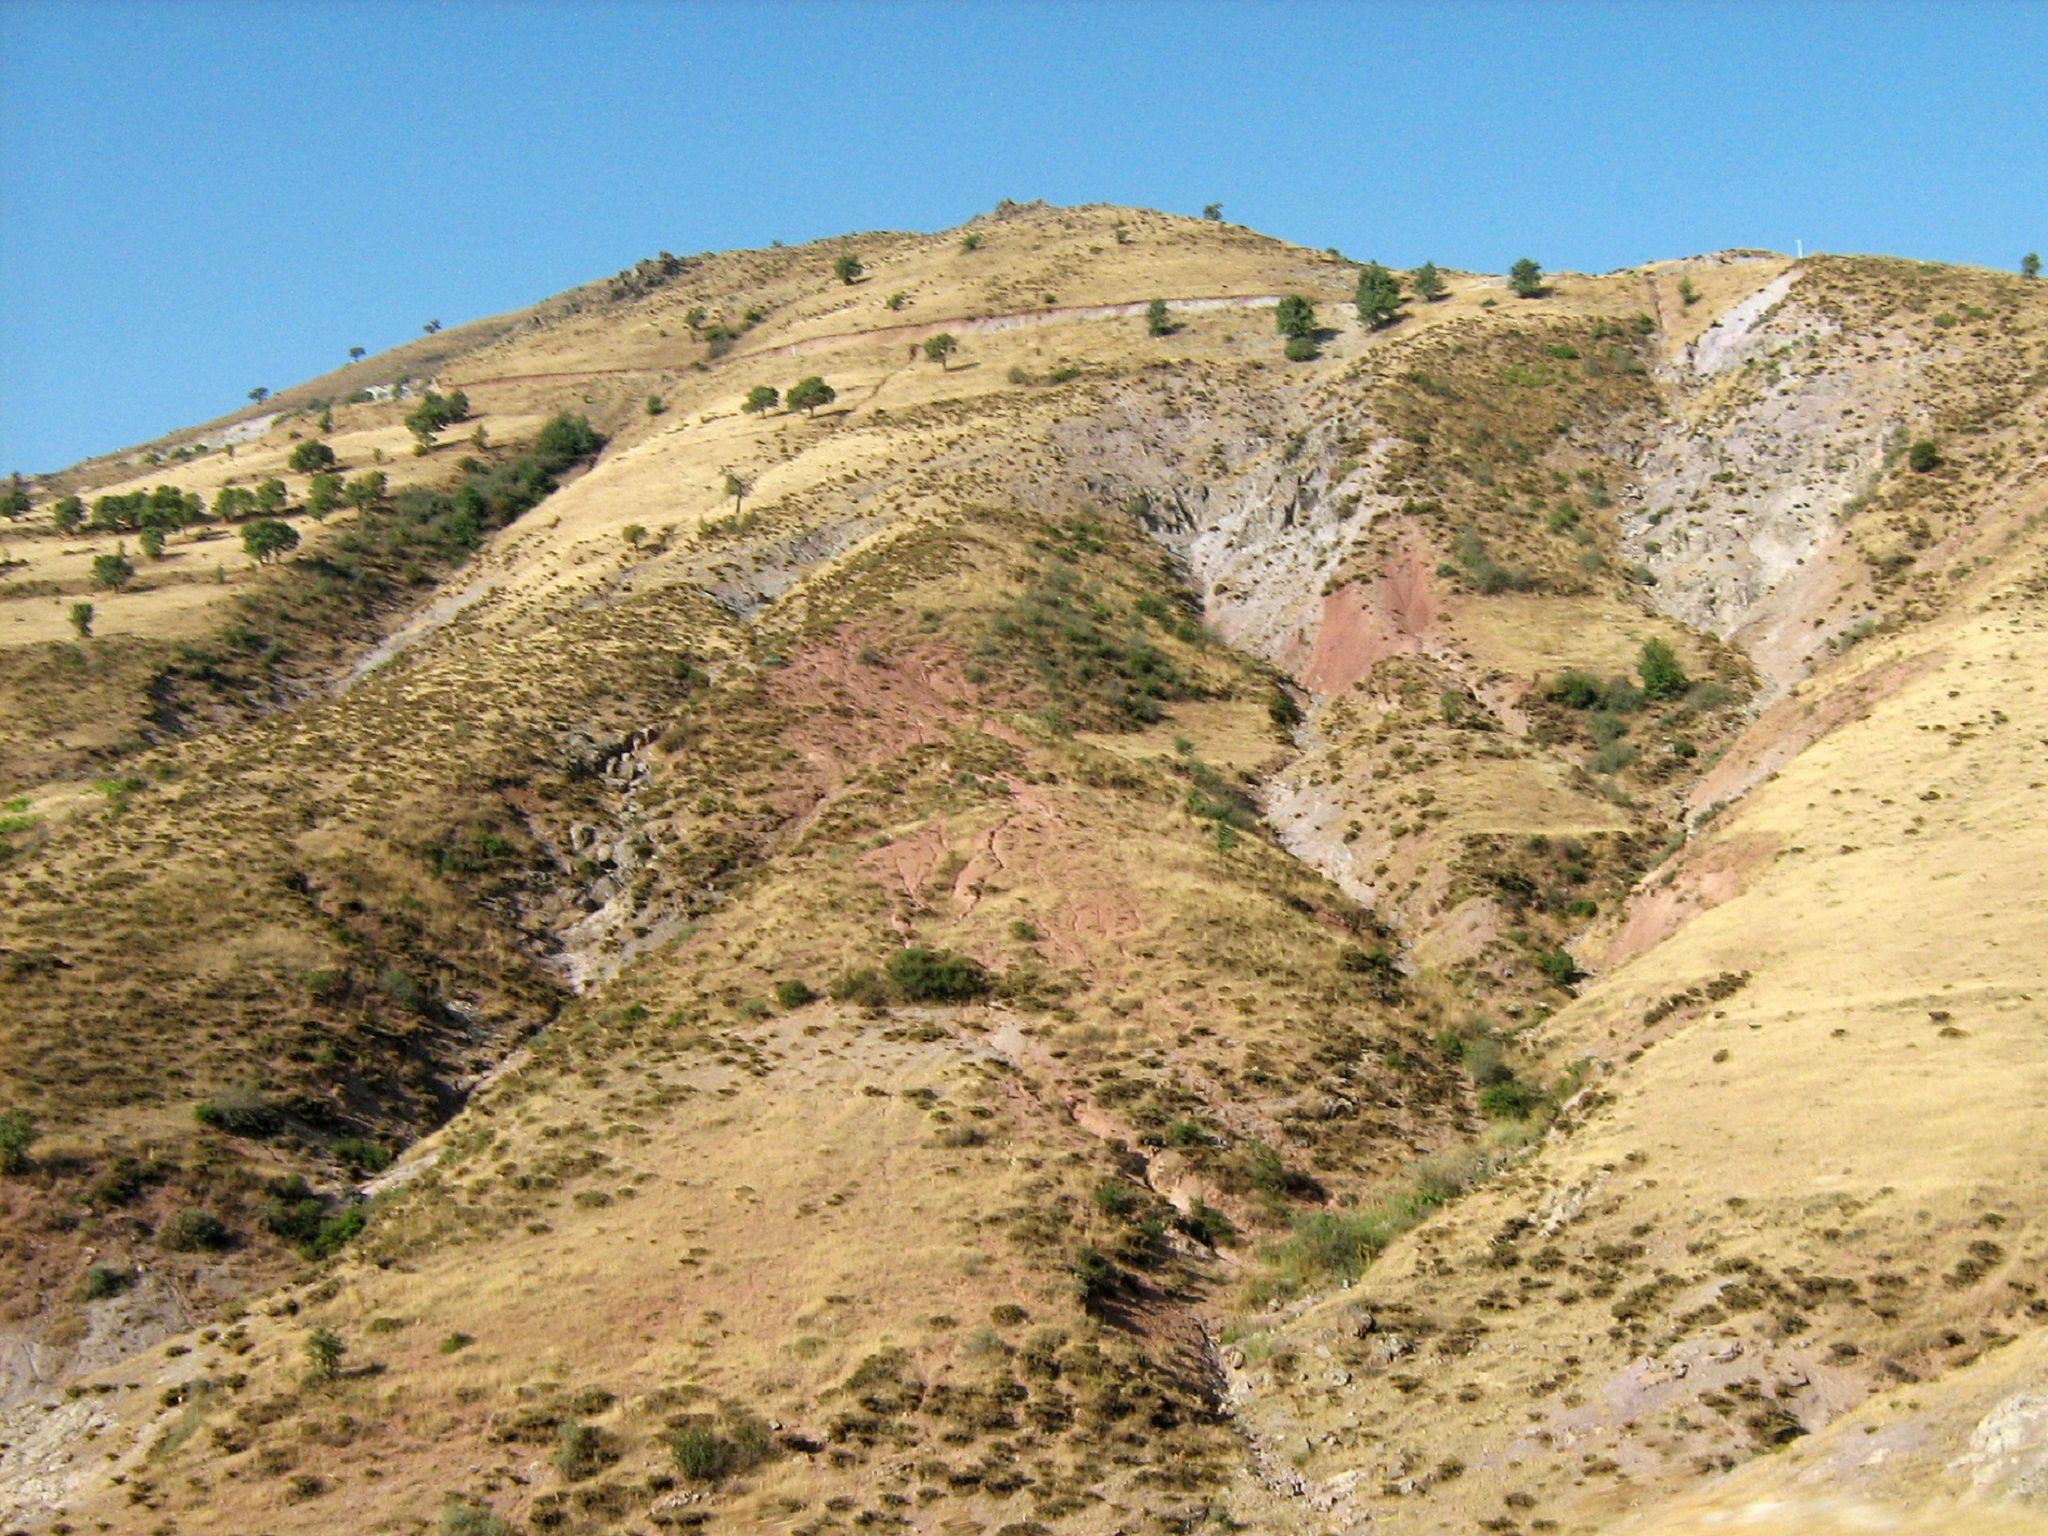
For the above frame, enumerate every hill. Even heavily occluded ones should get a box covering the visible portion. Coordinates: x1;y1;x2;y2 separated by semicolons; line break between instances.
1;201;2044;1535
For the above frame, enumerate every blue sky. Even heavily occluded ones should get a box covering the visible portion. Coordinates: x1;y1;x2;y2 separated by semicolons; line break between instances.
2;0;2042;472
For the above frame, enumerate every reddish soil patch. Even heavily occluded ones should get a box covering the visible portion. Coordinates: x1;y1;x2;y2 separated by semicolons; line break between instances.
1296;551;1439;694
1599;831;1779;970
766;628;1000;813
1685;650;1942;820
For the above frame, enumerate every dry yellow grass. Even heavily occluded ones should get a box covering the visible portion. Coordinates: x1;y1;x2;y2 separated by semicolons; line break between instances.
4;204;2046;1536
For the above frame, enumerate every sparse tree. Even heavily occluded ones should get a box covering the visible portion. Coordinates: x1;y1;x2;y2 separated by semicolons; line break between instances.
248;386;269;404
645;394;665;416
67;602;93;640
785;376;836;416
959;233;982;253
1113;222;1130;244
1509;258;1545;299
685;307;707;333
2;473;28;518
92;550;134;589
0;1109;33;1175
1908;438;1940;473
1678;276;1700;307
212;485;257;520
1275;295;1317;339
1202;202;1223;221
423;319;442;334
1637;637;1689;699
138;526;166;560
923;332;958;369
1410;261;1446;302
256;477;288;514
1284;334;1319;362
885;291;908;311
307;472;343;520
623;524;647;548
53;495;84;532
348;345;366;361
1354;262;1402;329
2025;252;2042;279
1146;298;1172;336
405;389;469;452
242;517;300;564
343;471;387;511
287;440;338;473
742;384;780;415
722;472;752;513
834;252;864;285
303;1326;345;1384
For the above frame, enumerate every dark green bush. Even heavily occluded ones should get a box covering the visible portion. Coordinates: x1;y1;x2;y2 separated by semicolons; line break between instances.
0;1108;34;1174
830;968;891;1008
886;947;991;1003
773;979;816;1010
669;1411;774;1482
1545;669;1604;709
1636;638;1689;699
85;1263;135;1300
194;1092;283;1138
1478;1078;1544;1118
1907;439;1939;473
158;1209;232;1252
439;1500;510;1536
1072;1245;1120;1314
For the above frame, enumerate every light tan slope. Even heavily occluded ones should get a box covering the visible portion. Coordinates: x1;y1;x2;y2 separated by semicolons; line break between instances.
1218;524;2048;1534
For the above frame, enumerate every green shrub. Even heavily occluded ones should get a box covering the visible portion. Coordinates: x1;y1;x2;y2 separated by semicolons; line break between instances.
1545;669;1604;709
1177;1198;1234;1247
1072;1245;1120;1314
670;1411;775;1482
1537;947;1581;987
194;1091;283;1138
85;1263;135;1300
1091;1180;1141;1219
287;440;338;473
92;551;135;589
1636;638;1689;699
331;1137;389;1172
774;979;817;1010
1908;439;1940;473
439;1503;510;1536
1282;334;1318;362
303;1326;346;1382
886;947;991;1002
830;968;890;1008
158;1209;232;1252
0;1109;34;1174
554;1419;614;1481
1479;1078;1544;1118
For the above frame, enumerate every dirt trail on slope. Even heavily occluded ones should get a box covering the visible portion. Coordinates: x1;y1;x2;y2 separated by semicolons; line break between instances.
449;293;1285;389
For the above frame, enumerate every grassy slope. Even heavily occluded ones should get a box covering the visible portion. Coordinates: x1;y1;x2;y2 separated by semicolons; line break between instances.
1;205;2044;1534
